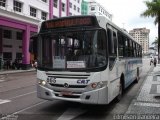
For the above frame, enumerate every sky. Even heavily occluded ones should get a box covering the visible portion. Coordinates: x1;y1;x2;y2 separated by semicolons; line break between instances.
88;0;158;46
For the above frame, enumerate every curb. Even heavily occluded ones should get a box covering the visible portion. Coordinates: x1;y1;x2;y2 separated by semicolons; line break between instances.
0;69;36;75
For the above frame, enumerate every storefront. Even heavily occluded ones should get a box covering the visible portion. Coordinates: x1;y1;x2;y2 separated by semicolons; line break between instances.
0;16;38;69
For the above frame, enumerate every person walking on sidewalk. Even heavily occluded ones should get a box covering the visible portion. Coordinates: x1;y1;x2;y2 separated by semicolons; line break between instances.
34;60;37;70
150;57;153;65
153;57;157;67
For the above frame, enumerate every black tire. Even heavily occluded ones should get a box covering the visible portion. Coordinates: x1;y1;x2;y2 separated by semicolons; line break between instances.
135;68;139;83
116;82;123;102
115;75;124;102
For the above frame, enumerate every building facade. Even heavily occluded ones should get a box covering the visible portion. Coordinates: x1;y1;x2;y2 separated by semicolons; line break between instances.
87;0;112;21
0;0;82;69
81;0;88;15
129;28;150;54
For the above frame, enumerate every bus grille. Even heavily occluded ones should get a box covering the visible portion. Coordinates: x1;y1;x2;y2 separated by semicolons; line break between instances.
55;94;80;98
49;83;87;88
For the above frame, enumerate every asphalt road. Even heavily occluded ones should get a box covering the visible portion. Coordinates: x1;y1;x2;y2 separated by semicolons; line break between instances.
0;58;152;120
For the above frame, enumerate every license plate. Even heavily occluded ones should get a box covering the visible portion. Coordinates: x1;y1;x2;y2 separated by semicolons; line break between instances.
61;91;72;96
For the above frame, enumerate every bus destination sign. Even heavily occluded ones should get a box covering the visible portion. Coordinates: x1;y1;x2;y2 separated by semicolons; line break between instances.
44;17;95;29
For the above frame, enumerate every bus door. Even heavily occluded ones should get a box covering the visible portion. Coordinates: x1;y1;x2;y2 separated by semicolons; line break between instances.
107;24;120;98
107;25;118;73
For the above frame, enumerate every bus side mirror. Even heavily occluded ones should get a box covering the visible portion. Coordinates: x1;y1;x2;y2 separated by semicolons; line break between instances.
29;35;38;55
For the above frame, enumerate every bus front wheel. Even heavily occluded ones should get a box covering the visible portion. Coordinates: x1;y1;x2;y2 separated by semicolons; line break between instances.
116;75;124;102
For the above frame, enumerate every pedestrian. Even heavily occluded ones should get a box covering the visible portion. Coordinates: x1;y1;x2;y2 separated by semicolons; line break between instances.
34;60;37;69
150;57;153;65
154;57;157;67
6;59;11;70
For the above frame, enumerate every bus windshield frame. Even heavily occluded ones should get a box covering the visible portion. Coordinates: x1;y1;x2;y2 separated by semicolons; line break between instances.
37;28;108;72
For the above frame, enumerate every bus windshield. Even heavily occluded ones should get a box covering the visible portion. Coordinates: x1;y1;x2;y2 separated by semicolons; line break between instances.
38;29;107;71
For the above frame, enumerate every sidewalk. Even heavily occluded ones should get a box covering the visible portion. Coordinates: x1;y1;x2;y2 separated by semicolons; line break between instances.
0;68;36;75
126;64;160;115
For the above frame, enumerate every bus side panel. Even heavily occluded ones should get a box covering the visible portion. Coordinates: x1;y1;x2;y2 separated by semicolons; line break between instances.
124;58;142;88
107;58;125;102
99;69;110;104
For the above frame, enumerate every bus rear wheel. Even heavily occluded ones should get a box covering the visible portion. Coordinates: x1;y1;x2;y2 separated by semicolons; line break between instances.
135;67;139;83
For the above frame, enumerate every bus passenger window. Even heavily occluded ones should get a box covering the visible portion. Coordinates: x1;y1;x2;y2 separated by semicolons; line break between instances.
118;32;124;57
125;39;129;57
107;28;117;70
113;32;117;54
107;28;112;55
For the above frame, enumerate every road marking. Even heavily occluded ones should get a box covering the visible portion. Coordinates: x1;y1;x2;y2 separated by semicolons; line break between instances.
134;102;160;108
0;99;11;105
8;91;37;100
0;80;5;82
13;100;47;114
0;75;6;82
56;108;86;120
0;101;47;120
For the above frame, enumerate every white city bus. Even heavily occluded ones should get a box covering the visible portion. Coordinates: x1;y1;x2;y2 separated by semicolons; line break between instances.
30;15;142;104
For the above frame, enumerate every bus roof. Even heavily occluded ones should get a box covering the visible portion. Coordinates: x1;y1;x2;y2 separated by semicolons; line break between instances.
40;15;99;32
95;15;139;45
39;15;140;46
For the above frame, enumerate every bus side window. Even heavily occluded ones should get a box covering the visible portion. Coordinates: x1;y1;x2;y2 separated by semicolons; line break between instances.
118;32;124;57
124;38;128;57
113;31;117;55
133;42;136;57
127;39;131;57
107;28;117;70
107;28;112;55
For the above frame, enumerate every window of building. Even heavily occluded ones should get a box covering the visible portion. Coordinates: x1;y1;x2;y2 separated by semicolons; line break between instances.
3;52;12;60
74;5;76;10
77;0;80;3
3;30;12;39
91;7;95;11
30;7;37;17
41;11;47;20
62;3;65;12
41;0;47;3
16;32;22;40
53;0;58;8
53;15;58;18
69;2;72;8
16;53;22;59
77;7;80;13
0;0;6;7
69;12;72;16
3;45;12;48
13;1;22;12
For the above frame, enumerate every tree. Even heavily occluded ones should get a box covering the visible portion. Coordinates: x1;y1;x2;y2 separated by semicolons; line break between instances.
152;37;158;46
141;0;160;63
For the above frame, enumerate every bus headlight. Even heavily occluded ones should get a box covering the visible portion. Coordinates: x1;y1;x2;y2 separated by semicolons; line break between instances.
91;82;104;89
38;79;46;86
86;81;107;91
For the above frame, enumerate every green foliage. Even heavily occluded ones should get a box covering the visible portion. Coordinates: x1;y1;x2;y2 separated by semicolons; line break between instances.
141;0;160;25
152;37;158;45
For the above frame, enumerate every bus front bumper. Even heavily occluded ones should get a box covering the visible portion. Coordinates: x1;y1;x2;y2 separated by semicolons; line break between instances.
37;85;108;104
